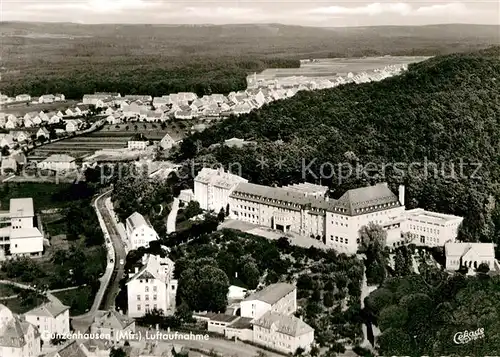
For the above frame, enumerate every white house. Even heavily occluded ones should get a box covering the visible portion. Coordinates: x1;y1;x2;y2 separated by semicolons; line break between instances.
193;167;248;212
240;283;297;320
0;198;44;258
65;119;81;132
0;133;15;148
0;304;41;357
125;212;159;250
39;94;55;103
127;134;149;151
15;94;31;102
10;130;29;143
126;254;177;318
38;154;77;171
159;133;175;150
90;310;135;343
36;127;50;139
24;300;70;342
445;242;495;271
253;311;315;354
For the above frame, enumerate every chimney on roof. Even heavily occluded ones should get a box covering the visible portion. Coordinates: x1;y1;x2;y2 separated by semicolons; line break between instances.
398;185;405;206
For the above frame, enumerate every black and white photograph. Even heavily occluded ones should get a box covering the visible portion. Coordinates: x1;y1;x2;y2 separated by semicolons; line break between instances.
0;0;499;356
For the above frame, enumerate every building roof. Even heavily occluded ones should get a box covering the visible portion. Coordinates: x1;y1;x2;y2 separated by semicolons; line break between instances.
126;212;151;230
0;316;35;348
406;208;463;225
243;283;295;305
194;167;247;190
253;311;314;337
230;181;401;216
445;243;495;259
25;300;69;318
46;341;88;357
129;133;149;142
93;310;134;330
126;254;169;285
228;317;253;330
336;183;399;215
208;313;240;323
9;198;34;218
42;154;76;163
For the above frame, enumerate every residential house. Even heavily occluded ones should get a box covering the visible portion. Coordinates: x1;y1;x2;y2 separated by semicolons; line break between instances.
45;340;109;357
90;310;135;343
0;116;6;129
36;127;50;139
5;117;17;129
152;96;171;109
178;189;194;204
24;300;70;342
0;198;44;258
48;114;61;124
65;119;81;132
253;311;314;354
126;254;178;318
240;283;297;320
103;107;115;116
445;242;495;271
23;117;35;128
233;103;252;115
39;111;49;122
159;133;175;150
0;157;17;174
0;304;41;357
65;108;76;117
76;105;91;115
38;154;77;171
106;113;122;125
56;111;64;118
0;133;15;149
127;133;149;150
10;130;29;143
54;94;65;101
202;103;221;117
123;95;152;103
125;212;159;250
39;94;55;103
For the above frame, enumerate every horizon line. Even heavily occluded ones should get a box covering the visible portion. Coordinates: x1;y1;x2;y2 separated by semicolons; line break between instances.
1;21;499;28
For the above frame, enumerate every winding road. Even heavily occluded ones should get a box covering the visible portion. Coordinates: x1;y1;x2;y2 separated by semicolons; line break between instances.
72;190;126;332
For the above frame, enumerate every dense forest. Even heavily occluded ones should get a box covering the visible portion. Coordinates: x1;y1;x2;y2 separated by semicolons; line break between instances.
0;23;498;98
178;46;500;250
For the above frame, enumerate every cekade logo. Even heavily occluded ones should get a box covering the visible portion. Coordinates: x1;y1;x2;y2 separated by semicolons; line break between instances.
453;328;485;344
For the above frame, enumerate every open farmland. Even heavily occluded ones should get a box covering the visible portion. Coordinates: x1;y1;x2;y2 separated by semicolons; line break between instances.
27;122;188;160
0;100;80;115
253;56;430;80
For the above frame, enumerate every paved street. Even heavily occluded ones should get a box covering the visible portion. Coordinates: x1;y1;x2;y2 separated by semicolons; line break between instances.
167;198;179;233
72;190;124;331
99;192;127;311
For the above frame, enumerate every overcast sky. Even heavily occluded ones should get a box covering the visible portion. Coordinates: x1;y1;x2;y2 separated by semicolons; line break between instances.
1;0;499;26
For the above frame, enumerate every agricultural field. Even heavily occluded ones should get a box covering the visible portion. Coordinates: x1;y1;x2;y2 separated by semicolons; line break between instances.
253;55;430;80
0;100;80;115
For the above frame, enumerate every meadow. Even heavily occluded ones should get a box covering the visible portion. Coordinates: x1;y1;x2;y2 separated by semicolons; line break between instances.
254;56;431;79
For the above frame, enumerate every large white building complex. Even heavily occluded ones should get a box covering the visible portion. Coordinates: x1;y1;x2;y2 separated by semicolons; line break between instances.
126;254;178;318
0;198;44;260
125;212;159;250
194;168;463;254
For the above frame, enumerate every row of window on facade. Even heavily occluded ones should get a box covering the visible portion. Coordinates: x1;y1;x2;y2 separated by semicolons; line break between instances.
409;224;441;235
136;294;158;301
330;235;349;244
136;304;157;311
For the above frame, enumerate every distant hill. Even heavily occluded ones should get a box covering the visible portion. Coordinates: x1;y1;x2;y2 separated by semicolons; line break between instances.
179;46;500;247
0;22;497;98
